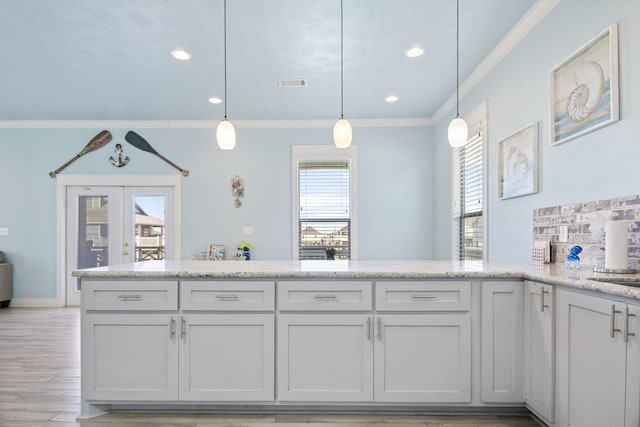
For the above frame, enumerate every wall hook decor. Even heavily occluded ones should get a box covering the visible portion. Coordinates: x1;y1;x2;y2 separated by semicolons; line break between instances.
49;130;112;178
232;175;244;207
109;143;129;168
124;131;189;176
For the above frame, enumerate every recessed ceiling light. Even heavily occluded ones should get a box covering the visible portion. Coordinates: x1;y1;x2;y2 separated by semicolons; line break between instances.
171;49;191;60
208;97;223;104
385;95;399;103
406;46;425;58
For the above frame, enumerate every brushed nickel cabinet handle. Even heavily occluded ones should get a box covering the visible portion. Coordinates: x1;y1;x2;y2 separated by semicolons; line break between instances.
377;318;382;342
118;294;142;301
170;317;176;339
313;295;338;301
611;305;622;338
180;317;186;340
541;288;549;312
366;317;371;341
625;306;636;343
411;295;436;300
216;294;240;301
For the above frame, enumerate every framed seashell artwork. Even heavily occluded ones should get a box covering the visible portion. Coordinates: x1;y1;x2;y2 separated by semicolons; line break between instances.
498;121;538;199
550;24;619;146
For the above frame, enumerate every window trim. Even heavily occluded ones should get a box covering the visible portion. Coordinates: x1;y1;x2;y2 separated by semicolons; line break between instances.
291;145;357;260
451;101;488;262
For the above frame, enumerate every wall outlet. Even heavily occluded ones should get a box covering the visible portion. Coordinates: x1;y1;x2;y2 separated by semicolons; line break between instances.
0;227;9;236
243;226;254;235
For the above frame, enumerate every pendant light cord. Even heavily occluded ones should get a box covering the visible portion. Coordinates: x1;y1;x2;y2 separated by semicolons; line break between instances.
455;0;460;117
223;0;228;120
340;0;344;119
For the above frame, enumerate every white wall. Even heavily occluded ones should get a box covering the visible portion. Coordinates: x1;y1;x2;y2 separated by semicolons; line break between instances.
0;125;434;300
434;0;640;261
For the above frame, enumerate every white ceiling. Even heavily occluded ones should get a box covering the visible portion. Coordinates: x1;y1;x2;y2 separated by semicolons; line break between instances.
0;0;538;122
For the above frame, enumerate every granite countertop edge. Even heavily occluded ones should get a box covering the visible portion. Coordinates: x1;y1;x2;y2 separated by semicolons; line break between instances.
73;260;640;301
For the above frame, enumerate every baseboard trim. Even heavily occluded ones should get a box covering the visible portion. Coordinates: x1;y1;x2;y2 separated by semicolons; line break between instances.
9;298;61;308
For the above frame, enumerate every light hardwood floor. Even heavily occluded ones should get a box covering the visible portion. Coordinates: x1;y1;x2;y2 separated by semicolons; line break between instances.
0;308;541;427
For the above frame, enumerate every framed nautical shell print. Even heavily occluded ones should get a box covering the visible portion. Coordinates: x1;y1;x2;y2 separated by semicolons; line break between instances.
498;122;538;199
550;24;619;146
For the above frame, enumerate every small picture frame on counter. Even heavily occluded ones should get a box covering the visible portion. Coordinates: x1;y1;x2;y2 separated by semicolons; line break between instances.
207;245;225;260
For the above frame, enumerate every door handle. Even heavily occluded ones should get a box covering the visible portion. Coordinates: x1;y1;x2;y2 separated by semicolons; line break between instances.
366;317;371;341
625;306;636;343
611;305;622;338
541;288;549;312
377;318;382;342
170;317;176;339
180;317;186;340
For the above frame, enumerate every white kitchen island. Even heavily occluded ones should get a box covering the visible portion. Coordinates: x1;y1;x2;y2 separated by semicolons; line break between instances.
74;260;640;426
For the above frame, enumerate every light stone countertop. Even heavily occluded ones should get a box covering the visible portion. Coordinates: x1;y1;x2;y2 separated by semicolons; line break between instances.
73;259;640;302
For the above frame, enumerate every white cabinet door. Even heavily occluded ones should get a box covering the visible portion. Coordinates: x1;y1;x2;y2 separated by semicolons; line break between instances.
480;281;524;403
82;314;178;401
374;315;471;403
557;290;627;427
179;314;274;401
523;281;554;423
277;314;373;402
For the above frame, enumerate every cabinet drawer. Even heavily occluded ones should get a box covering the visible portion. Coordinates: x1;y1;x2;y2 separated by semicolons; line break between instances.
278;281;372;311
82;280;178;311
375;281;471;311
181;281;275;311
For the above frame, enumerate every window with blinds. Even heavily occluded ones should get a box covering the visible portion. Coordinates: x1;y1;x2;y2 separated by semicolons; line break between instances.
298;161;351;260
453;129;484;261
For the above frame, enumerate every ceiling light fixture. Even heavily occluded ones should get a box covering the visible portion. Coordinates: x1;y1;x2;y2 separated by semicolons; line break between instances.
447;0;468;148
405;46;425;58
216;0;236;150
208;97;222;104
385;95;399;103
333;0;352;149
171;49;191;61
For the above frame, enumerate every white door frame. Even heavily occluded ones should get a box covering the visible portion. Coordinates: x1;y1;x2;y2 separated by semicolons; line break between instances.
56;174;182;307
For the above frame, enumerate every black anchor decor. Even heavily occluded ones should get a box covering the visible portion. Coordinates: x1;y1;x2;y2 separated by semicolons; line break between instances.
109;143;129;168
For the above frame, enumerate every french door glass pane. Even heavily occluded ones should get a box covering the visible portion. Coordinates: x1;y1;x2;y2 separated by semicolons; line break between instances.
76;196;110;291
133;195;166;261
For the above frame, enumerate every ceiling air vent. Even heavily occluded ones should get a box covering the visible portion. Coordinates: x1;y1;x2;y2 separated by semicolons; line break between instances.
278;79;308;88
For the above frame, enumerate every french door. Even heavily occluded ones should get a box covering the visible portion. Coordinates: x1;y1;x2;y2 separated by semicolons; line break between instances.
65;186;175;306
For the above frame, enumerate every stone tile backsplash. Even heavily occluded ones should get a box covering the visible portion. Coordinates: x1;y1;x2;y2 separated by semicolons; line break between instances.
533;195;640;268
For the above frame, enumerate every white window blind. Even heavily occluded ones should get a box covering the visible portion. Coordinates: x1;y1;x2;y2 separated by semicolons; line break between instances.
453;130;483;261
298;161;351;260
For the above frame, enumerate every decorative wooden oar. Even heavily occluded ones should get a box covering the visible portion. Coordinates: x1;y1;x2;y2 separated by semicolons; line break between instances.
124;131;189;177
49;130;113;178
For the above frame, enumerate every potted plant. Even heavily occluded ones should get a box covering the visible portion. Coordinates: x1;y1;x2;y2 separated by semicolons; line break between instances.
237;240;254;261
325;247;336;260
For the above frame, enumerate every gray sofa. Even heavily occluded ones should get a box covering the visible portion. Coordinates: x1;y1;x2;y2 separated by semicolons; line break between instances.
0;251;12;308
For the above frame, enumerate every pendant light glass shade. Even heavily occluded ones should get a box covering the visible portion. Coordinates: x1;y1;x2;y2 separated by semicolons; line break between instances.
217;118;236;150
448;0;468;148
448;115;468;148
333;116;352;148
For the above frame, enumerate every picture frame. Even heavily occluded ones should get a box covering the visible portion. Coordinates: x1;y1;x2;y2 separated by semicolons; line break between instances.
498;122;538;199
550;24;619;146
207;244;225;260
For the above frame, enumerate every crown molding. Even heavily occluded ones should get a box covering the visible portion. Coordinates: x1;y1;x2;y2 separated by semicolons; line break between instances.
0;117;432;129
432;0;560;125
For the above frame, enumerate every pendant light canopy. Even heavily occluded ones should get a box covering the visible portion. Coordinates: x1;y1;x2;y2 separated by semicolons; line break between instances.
333;0;352;148
217;0;236;150
448;0;468;148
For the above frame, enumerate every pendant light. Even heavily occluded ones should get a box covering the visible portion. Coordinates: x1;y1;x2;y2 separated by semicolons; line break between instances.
216;0;236;150
333;0;352;148
447;0;468;148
